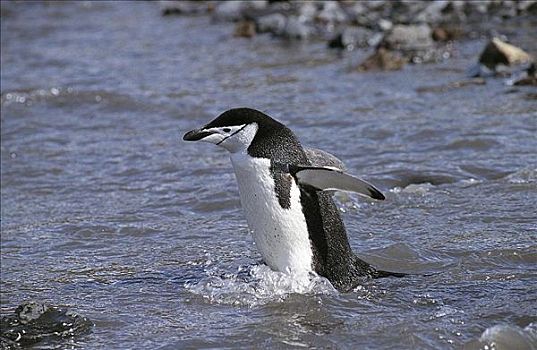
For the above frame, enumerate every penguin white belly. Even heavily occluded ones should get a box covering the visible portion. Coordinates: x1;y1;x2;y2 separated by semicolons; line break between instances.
230;153;313;274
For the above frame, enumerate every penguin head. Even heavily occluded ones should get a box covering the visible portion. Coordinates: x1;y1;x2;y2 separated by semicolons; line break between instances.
183;108;285;153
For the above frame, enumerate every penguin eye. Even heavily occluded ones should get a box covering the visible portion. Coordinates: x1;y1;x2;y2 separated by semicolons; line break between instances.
223;128;231;133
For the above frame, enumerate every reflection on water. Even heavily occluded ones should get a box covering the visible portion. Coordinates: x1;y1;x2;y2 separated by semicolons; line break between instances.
1;1;536;349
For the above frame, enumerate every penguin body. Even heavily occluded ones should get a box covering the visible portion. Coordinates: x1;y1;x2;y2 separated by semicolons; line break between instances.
184;108;398;291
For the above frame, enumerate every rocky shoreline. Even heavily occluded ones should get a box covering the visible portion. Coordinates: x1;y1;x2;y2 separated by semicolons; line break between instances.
161;0;536;84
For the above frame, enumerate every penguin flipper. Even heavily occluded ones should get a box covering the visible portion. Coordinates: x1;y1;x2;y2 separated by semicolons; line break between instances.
292;166;385;200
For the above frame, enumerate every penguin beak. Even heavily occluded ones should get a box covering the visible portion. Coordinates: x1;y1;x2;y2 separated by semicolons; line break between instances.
183;129;214;141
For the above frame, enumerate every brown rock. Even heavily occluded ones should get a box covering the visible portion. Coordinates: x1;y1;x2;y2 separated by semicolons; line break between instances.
416;78;486;93
479;37;533;69
234;20;256;38
357;47;406;72
432;26;464;42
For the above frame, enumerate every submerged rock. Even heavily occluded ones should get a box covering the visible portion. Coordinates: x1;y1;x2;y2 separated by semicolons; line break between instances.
234;20;256;38
0;302;93;348
357;47;406;71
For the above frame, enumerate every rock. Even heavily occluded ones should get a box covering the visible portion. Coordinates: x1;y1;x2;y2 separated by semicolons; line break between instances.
213;0;268;22
256;13;287;35
432;26;464;42
328;26;376;50
0;302;93;348
357;47;406;72
284;15;313;40
234;20;256;38
489;0;518;18
377;18;393;32
479;37;533;70
255;12;313;40
415;0;451;23
317;1;347;25
518;0;537;13
382;24;434;51
160;0;208;16
298;1;318;22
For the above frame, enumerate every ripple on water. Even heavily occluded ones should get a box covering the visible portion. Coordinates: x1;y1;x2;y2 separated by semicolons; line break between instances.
463;322;537;350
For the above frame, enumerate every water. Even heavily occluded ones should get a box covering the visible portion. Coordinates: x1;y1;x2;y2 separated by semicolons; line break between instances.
1;2;536;349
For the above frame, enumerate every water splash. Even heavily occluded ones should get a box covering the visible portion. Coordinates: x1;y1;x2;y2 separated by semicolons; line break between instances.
185;265;337;307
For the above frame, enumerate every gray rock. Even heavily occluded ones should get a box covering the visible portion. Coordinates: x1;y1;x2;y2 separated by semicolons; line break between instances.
377;18;393;32
256;13;313;40
256;13;287;35
284;15;313;40
1;302;93;348
317;1;347;24
415;0;450;23
298;2;318;23
213;0;268;22
382;24;434;51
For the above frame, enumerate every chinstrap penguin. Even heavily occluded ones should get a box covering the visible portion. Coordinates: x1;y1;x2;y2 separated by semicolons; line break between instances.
183;108;404;292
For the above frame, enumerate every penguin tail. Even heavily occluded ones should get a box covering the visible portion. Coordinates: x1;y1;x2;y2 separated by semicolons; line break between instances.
371;269;408;279
371;268;440;279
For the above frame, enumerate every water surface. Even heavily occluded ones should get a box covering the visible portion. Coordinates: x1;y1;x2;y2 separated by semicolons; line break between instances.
1;2;536;349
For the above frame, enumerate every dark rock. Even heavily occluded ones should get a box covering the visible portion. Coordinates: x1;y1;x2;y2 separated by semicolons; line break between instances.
432;26;464;42
0;302;93;348
489;0;518;18
357;47;406;72
160;0;209;16
328;26;376;50
479;37;533;70
234;20;256;38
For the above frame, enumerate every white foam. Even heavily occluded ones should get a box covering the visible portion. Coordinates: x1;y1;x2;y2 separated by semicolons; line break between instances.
185;265;337;307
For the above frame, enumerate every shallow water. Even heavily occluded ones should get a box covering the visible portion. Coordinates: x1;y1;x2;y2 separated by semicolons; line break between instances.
1;2;536;349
